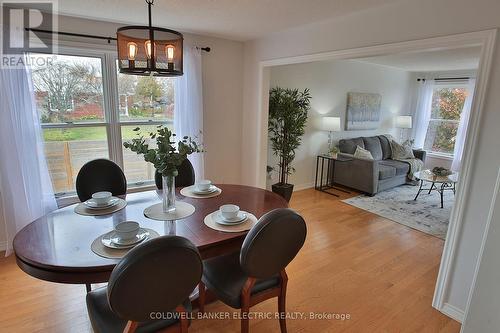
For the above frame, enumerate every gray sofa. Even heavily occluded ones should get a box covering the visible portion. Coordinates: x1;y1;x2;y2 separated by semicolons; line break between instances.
333;135;426;196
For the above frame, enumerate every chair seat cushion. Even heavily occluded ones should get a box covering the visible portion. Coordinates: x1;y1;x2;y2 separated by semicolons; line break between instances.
378;164;397;180
379;160;410;176
86;286;190;333
202;252;280;309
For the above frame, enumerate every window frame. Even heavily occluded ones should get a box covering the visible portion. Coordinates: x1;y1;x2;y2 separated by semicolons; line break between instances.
31;45;172;205
424;81;468;158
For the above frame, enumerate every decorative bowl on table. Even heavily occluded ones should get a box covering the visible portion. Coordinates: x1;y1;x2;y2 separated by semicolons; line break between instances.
432;167;453;177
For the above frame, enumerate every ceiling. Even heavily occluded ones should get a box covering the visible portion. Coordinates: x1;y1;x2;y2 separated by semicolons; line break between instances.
354;46;482;71
54;0;400;41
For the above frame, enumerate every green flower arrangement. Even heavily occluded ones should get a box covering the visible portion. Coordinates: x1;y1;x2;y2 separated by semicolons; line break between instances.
329;145;339;156
123;125;202;177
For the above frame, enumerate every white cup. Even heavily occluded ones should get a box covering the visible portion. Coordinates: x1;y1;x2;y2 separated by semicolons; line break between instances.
92;191;112;205
196;180;212;192
220;204;240;220
114;221;140;241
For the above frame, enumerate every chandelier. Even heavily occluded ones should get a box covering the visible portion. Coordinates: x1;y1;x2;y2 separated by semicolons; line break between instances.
116;0;183;76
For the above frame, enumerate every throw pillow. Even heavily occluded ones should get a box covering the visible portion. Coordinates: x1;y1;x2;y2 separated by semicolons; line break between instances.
353;146;374;160
390;140;415;159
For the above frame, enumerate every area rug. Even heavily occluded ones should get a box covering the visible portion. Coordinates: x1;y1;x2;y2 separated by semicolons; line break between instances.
342;185;454;239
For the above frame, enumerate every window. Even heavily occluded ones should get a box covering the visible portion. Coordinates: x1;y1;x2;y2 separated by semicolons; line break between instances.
116;69;175;184
31;51;175;197
423;84;468;156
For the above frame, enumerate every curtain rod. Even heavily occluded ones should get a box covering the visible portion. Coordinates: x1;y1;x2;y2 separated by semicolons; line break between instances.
417;77;470;82
24;28;211;52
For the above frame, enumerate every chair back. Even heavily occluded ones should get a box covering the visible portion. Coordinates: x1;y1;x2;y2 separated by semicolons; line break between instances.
75;159;127;202
155;158;195;189
107;235;202;322
240;208;307;279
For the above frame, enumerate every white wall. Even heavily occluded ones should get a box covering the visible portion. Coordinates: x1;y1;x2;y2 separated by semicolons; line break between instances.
0;190;6;251
242;0;500;320
267;59;411;189
461;168;500;333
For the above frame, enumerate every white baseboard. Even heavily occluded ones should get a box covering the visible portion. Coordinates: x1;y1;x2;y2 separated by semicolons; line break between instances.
441;303;465;323
293;182;314;192
0;241;7;252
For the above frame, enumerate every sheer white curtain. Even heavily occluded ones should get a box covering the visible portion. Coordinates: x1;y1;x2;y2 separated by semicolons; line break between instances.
451;78;476;172
0;57;57;255
413;79;435;148
174;45;204;179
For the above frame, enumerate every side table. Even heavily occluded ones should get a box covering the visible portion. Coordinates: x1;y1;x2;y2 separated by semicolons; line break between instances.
314;155;351;197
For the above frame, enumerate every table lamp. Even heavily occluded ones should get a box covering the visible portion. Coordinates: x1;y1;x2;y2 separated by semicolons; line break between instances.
322;116;341;152
395;115;412;143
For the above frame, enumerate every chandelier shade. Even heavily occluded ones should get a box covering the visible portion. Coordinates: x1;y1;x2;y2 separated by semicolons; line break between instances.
116;1;183;76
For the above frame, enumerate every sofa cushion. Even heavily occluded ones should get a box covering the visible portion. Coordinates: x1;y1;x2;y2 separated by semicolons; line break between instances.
380;160;410;176
353;146;374;160
390;140;415;159
379;164;397;180
378;135;392;160
339;137;364;155
362;136;383;160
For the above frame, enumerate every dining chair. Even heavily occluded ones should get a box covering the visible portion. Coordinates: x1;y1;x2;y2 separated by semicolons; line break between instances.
155;158;195;189
75;158;127;202
86;235;203;333
198;208;307;333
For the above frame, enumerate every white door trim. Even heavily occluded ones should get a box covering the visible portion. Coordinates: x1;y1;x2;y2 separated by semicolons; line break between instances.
256;29;498;320
460;167;500;330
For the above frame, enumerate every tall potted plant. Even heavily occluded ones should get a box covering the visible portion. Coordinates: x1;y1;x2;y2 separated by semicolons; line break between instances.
268;87;311;201
124;126;202;213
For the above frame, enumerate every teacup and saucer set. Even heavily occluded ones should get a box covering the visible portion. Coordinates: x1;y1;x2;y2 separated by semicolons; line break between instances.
180;180;222;198
203;204;257;233
84;191;120;210
101;221;151;249
212;204;248;226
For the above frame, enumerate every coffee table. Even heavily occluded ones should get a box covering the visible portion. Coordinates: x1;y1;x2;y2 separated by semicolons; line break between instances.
413;169;458;208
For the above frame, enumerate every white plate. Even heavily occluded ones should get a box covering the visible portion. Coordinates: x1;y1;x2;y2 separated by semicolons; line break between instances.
102;229;149;249
213;211;248;226
85;197;120;209
191;186;218;195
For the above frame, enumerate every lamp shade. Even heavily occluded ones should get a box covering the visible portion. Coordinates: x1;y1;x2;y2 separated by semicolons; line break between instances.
322;117;341;132
395;116;412;129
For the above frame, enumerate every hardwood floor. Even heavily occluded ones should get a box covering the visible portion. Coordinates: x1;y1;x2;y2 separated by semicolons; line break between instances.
0;188;461;332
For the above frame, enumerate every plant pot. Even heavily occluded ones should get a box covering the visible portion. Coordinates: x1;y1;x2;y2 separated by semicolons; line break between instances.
272;183;294;202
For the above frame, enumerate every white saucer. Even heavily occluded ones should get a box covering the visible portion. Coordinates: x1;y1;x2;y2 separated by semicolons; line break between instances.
85;197;120;209
213;211;248;226
192;186;218;195
101;229;149;249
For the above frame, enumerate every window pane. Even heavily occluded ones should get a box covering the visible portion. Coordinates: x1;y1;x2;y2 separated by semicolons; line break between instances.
31;53;105;123
121;124;173;184
430;87;467;120
423;120;459;155
117;66;175;122
43;127;108;194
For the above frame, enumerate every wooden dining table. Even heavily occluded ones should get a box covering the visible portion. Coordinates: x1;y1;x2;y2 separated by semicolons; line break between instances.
13;184;288;285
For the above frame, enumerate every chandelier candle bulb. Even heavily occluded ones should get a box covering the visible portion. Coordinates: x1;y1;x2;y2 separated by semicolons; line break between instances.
127;42;137;68
166;44;175;70
145;40;155;59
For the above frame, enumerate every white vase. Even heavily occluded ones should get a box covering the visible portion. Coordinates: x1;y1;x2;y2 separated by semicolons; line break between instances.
162;174;176;213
